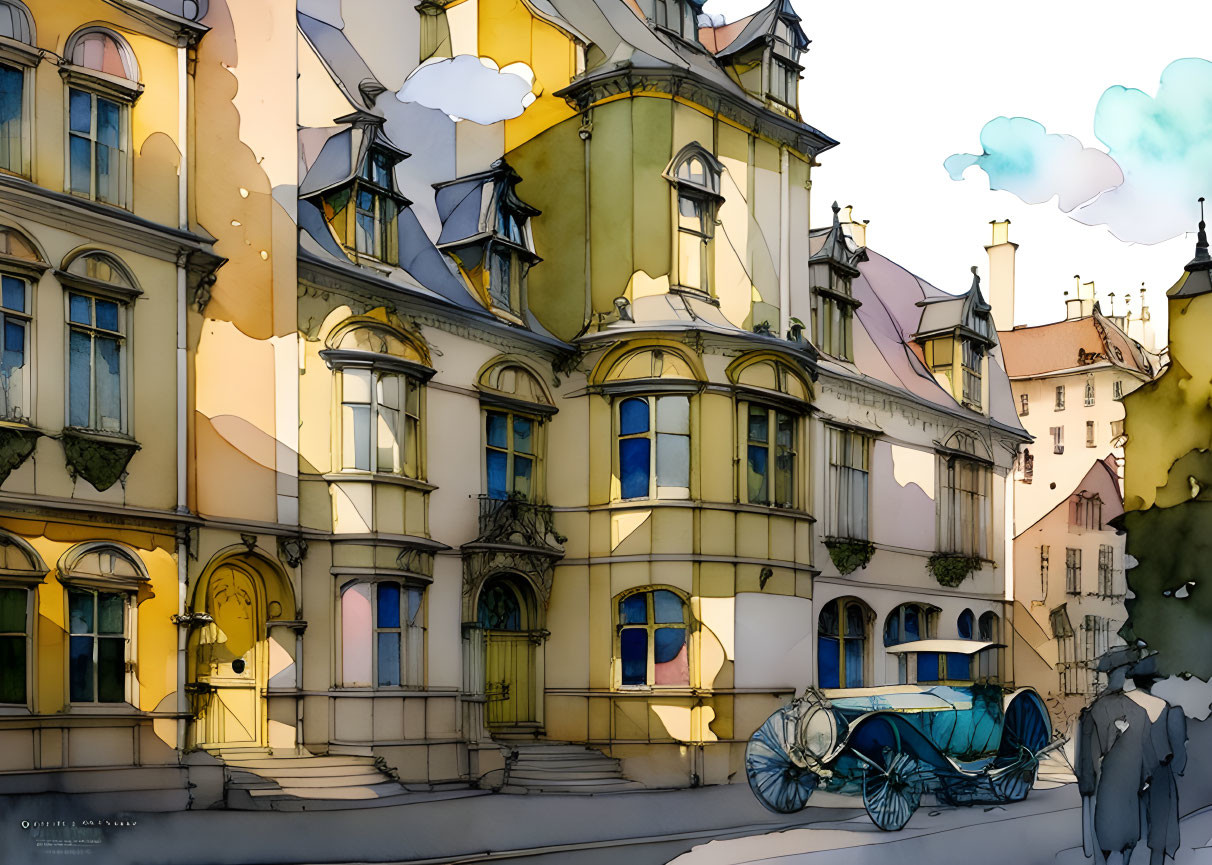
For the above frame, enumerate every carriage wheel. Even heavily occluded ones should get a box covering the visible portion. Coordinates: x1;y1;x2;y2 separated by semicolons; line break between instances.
991;692;1051;803
746;707;820;814
862;751;922;831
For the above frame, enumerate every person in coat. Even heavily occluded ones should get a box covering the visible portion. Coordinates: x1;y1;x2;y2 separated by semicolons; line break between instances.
1077;646;1154;865
1130;655;1187;865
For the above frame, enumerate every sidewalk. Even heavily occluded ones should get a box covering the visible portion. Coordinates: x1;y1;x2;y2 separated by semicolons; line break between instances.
0;782;863;865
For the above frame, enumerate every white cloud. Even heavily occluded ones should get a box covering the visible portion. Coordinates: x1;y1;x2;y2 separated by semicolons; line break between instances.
395;55;536;125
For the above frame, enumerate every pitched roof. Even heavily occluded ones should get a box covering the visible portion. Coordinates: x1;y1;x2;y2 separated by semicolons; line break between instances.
998;307;1154;379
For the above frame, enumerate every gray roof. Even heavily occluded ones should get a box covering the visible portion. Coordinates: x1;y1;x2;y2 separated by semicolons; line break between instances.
1168;214;1212;298
713;0;808;59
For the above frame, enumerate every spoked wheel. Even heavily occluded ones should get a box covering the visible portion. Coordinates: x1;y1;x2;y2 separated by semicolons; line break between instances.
863;750;924;831
991;692;1051;803
746;707;820;814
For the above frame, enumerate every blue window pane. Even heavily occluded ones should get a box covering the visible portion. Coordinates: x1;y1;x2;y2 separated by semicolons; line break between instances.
884;615;900;646
95;299;119;332
747;444;768;503
512;416;533;455
918;652;941;682
3;320;24;375
68;588;93;634
513;455;532;498
654;627;685;663
69;294;91;324
97;637;124;702
844;638;864;687
653;590;683;624
748;406;768;443
619;593;647;625
619;397;649;436
947;653;971;681
486;450;508;499
619;437;650;499
904;607;920;642
376;632;400;686
69;89;91;134
69;635;93;702
958;610;974;640
620;628;647;685
69;135;91;195
97;98;120;148
377;582;400;629
95;336;121;431
485;411;507;449
817;636;839;688
0;66;21;170
1;276;23;312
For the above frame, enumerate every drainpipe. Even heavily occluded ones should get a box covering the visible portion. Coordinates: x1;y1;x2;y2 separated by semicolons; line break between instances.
580;111;592;331
778;146;790;338
175;33;190;754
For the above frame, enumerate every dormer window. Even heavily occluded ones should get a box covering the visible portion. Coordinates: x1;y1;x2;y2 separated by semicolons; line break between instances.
915;268;995;412
809;202;866;361
664;144;723;295
301;119;411;267
435;159;540;319
652;0;700;42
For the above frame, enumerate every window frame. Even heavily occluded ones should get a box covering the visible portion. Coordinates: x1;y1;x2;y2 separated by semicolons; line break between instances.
1113;380;1123;400
614;587;690;690
768;56;800;108
1065;547;1081;595
0;270;29;422
743;401;798;508
817;596;870;689
339;579;427;689
336;365;422;478
0;583;30;706
826;426;870;540
1084;377;1095;407
1086;420;1095;447
483;407;541;502
1019;393;1028;416
64;84;133;209
1055;385;1065;410
65;585;130;705
938;453;990;558
0;50;33;178
614;393;691;501
1097;544;1114;597
883;602;937;647
65;289;128;434
1051;426;1064;454
1040;544;1050;596
666;148;723;297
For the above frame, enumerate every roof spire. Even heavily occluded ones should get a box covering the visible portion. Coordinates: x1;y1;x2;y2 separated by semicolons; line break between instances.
831;200;841;222
970;265;980;293
1187;197;1212;272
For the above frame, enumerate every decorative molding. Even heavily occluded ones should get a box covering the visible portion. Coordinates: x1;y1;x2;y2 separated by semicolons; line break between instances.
461;496;565;621
61;429;139;492
0;424;39;485
277;536;308;569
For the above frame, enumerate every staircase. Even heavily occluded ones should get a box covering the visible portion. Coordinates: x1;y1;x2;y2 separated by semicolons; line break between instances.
498;741;645;795
215;748;416;811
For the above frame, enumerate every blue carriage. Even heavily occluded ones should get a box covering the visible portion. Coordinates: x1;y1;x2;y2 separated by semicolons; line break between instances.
745;639;1055;831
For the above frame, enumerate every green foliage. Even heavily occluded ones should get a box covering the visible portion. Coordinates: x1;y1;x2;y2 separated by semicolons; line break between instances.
926;553;981;587
62;430;139;492
824;538;875;575
0;425;39;485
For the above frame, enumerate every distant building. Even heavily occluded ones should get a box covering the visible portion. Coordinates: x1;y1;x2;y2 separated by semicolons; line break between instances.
989;222;1159;720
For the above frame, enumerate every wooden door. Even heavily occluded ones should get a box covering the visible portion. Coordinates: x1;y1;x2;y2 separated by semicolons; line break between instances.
195;564;262;747
484;630;536;725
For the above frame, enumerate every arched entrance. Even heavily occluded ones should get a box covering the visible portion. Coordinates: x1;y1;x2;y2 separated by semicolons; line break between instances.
478;575;538;728
187;552;296;749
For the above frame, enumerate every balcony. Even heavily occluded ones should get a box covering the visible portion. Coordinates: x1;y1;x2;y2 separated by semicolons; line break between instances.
475;495;564;552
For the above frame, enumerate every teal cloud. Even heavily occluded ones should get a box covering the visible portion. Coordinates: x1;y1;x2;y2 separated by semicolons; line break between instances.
945;117;1122;213
947;58;1212;244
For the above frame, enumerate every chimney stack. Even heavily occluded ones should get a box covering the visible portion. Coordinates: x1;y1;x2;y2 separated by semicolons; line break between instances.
839;205;869;247
1080;280;1096;317
985;220;1016;330
1065;275;1083;320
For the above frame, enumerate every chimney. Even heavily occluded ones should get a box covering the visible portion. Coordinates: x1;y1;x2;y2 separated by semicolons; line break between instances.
839;204;869;247
1065;275;1083;320
1080;280;1096;317
985;219;1016;330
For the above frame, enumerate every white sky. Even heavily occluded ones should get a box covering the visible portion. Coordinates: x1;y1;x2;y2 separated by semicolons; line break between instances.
704;0;1212;337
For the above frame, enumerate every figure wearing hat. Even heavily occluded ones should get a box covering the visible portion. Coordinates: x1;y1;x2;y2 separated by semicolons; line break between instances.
1130;654;1187;865
1077;646;1157;864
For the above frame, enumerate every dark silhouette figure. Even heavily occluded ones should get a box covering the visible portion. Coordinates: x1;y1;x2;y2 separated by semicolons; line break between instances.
1131;655;1187;865
1078;647;1153;865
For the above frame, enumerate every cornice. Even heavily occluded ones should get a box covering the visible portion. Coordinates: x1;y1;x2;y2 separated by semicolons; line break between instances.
556;67;838;158
0;175;217;264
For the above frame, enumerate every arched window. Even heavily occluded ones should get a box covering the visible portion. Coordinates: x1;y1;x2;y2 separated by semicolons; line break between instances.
62;252;138;434
66;29;137;80
0;227;41;422
938;431;992;558
322;323;430;478
478;361;553;502
64;29;139;206
0;1;32;43
665;144;723;294
0;1;33;176
884;602;937;647
0;530;44;706
616;588;689;687
340;581;425;688
958;608;974;639
819;597;870;688
978;611;1000;679
59;543;146;705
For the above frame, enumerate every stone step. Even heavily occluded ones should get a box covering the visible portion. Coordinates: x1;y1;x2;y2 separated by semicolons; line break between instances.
500;779;644;795
508;767;627;782
509;756;621;769
250;781;406;800
220;755;377;769
503;743;605;754
237;772;395;790
0;766;189;795
229;763;386;780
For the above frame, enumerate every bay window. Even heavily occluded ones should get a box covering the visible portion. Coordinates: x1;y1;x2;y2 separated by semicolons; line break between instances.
341;581;425;688
745;403;795;507
617;588;689;688
339;367;420;477
617;394;690;500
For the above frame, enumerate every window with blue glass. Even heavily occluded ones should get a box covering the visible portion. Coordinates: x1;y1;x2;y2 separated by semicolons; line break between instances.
0;62;23;175
617;395;690;500
947;608;976;680
746;403;795;507
0;273;28;422
818;597;869;689
884;603;935;647
340;581;424;688
68;587;126;703
485;410;536;500
354;150;397;262
617;588;688;687
67;292;125;433
68;88;125;206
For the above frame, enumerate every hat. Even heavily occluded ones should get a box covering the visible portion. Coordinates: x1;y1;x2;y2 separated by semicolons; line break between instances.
1096;646;1141;673
1129;654;1160;680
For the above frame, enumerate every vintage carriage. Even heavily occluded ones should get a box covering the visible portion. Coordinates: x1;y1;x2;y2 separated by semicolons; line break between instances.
745;640;1056;830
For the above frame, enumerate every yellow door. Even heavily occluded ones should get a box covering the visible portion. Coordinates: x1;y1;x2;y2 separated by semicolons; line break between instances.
194;564;262;747
485;630;536;726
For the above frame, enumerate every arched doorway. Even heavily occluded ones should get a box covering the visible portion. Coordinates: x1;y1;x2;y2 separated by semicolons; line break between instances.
478;576;538;728
192;561;264;747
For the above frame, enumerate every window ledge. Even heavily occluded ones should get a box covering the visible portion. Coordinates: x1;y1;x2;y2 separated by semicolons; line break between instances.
58;64;143;103
321;471;436;491
0;37;39;68
318;349;435;381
